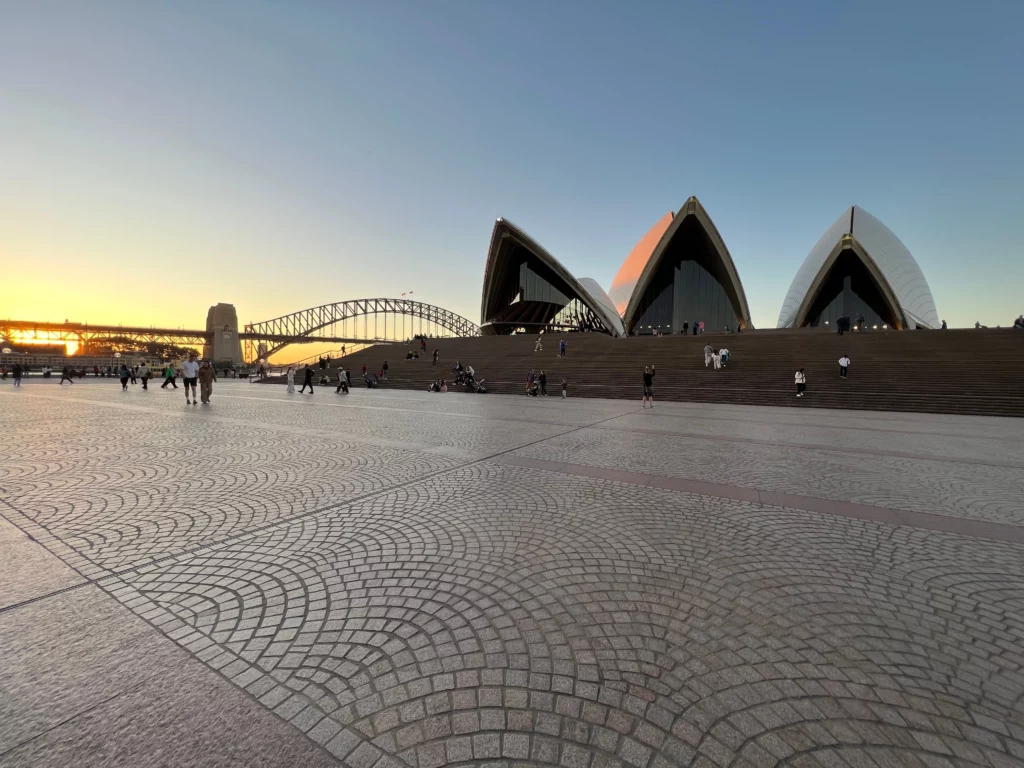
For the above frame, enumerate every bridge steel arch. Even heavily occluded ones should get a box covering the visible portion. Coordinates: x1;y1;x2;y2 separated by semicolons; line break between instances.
244;298;480;361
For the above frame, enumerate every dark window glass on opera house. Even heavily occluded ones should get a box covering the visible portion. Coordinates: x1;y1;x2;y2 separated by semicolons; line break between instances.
479;198;939;335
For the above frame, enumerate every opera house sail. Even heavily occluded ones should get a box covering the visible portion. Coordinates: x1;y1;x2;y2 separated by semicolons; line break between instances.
480;218;624;336
777;206;940;330
616;197;752;335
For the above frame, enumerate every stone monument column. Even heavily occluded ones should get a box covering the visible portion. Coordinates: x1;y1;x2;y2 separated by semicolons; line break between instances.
203;303;243;366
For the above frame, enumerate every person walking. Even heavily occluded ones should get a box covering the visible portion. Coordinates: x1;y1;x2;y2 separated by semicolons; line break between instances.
534;336;543;352
838;355;850;379
432;349;439;366
642;365;655;408
198;360;216;404
180;352;200;404
138;361;151;390
704;343;714;368
719;347;730;367
300;364;314;394
795;368;807;397
129;365;138;385
559;339;567;358
161;363;178;389
539;370;548;396
119;363;131;391
336;367;349;393
286;366;296;393
526;369;536;395
712;349;722;370
59;365;74;385
561;378;568;398
698;320;705;335
12;363;22;387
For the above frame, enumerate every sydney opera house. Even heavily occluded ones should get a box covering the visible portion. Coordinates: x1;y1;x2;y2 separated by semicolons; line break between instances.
480;198;938;335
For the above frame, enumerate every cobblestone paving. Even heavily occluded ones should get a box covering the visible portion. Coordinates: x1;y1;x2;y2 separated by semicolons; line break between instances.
2;381;1023;767
513;429;1024;527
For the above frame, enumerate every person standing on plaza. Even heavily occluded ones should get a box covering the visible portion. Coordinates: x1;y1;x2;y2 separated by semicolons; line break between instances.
839;355;851;379
161;362;178;389
198;360;216;404
12;363;22;387
361;363;367;377
539;369;548;396
704;343;714;368
300;364;314;393
526;369;536;395
795;368;806;397
180;352;200;405
642;365;656;408
561;378;568;398
119;363;131;391
59;365;74;385
381;360;389;380
138;361;151;390
286;366;296;394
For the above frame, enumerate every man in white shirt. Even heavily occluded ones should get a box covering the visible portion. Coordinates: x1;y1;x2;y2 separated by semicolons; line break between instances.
838;355;850;379
719;348;730;367
138;361;151;390
180;352;200;405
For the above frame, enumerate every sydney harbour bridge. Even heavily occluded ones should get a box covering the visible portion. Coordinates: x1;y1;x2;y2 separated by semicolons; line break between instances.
2;298;480;364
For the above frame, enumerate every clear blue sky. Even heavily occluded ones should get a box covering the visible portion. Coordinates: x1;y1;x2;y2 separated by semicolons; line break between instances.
2;0;1021;329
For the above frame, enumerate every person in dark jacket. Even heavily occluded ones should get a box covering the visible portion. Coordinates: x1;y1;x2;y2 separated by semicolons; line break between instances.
300;364;314;394
642;365;656;408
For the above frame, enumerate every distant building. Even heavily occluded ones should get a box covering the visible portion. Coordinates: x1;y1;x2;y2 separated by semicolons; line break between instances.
777;206;940;330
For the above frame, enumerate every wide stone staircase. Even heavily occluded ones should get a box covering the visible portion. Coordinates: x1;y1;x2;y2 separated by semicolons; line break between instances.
291;329;1024;417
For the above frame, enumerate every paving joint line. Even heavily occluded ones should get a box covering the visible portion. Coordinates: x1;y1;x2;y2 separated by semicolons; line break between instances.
586;420;1024;470
0;581;94;616
491;455;1024;546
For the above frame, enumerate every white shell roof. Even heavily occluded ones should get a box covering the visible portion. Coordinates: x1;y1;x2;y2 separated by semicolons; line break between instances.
481;218;625;337
578;278;625;336
777;206;940;329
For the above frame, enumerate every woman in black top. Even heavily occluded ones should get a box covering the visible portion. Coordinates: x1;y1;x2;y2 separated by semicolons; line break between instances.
642;365;656;409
